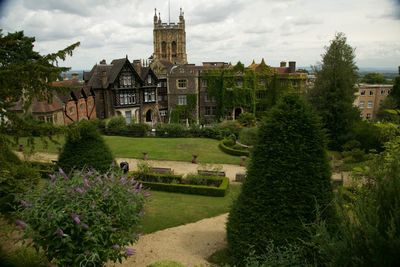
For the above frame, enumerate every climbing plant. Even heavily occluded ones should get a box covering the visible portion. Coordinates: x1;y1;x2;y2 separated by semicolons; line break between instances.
170;94;197;124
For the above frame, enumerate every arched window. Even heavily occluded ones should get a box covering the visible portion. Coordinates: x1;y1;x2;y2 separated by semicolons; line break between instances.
146;109;152;122
171;41;177;59
161;42;167;59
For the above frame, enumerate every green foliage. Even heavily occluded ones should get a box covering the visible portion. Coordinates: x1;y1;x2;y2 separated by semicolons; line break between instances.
349;120;383;152
58;120;114;173
16;168;146;267
361;72;387;84
155;123;187;137
216;120;242;138
147;260;186;267
170;94;197;124
308;32;360;150
226;94;334;264
219;140;250;157
141;176;229;197
0;245;48;267
106;116;127;135
134;172;183;184
238;112;257;127
309;136;400;266
239;127;259;146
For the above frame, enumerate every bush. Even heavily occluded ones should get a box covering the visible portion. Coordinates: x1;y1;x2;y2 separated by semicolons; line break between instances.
141;176;229;197
28;161;56;179
342;148;365;163
200;126;223;140
226;94;334;264
239;127;258;146
349;121;383;152
106;116;127;135
156;123;187;137
238;112;257;127
216;120;242;138
126;123;150;137
58;120;114;173
184;174;223;187
134;172;183;184
16;168;146;267
219;141;250;157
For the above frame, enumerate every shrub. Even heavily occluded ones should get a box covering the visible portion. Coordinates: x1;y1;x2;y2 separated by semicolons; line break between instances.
58;120;114;173
200;126;223;140
239;127;258;146
349;121;383;152
238;112;257;127
219;141;250;157
134;172;183;184
126;123;150;137
106;116;127;135
16;168;146;267
185;174;223;187
216;120;242;138
156;123;186;137
226;94;334;264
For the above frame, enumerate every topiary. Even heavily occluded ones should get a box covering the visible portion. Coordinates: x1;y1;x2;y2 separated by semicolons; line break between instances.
226;94;334;264
58;120;114;173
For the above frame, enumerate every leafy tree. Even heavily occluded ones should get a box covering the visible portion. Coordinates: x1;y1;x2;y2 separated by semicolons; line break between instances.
58;120;114;173
377;76;400;122
361;72;387;84
226;94;334;264
308;32;360;150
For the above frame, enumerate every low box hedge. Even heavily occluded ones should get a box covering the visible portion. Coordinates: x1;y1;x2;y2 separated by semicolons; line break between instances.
132;171;183;184
219;141;250;157
141;177;229;197
184;174;224;187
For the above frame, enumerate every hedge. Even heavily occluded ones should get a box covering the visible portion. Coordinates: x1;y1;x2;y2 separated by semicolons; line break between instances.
184;174;224;187
28;161;57;179
219;141;250;157
132;172;183;184
141;177;229;197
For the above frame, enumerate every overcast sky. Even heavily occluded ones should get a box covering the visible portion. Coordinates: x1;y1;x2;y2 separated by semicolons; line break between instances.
0;0;399;71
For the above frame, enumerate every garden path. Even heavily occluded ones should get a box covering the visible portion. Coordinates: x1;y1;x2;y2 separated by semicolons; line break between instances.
14;152;246;181
109;213;228;267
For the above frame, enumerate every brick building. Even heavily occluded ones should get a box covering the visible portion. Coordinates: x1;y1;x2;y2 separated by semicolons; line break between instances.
354;83;393;120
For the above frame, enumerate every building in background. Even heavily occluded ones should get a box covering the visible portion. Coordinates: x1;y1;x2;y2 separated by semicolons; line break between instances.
354;83;392;120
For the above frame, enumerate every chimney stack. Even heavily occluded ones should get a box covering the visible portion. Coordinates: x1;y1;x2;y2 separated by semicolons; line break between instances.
100;59;106;65
280;61;287;68
288;61;296;73
71;73;79;80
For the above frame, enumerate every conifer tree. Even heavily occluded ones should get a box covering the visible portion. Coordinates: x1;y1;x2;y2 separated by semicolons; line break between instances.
226;94;334;263
308;32;360;150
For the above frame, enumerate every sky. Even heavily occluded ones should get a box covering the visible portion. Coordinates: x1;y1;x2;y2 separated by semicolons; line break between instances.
0;0;399;71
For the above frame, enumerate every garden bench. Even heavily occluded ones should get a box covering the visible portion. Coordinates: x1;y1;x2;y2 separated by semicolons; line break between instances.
151;167;172;174
198;170;226;177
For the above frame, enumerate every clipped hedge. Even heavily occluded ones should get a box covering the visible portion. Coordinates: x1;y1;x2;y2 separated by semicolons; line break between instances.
185;174;224;187
132;172;183;184
219;141;250;157
141;177;229;197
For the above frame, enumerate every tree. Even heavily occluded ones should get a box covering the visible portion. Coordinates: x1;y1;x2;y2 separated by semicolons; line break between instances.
361;72;387;84
377;76;400;122
308;32;360;150
226;94;334;264
58;120;114;173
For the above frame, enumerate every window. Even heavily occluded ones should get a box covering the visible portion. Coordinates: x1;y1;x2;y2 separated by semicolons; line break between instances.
359;101;365;108
369;90;374;96
366;113;372;119
144;90;156;102
202;79;207;87
177;79;187;89
178;95;187;105
147;75;152;84
125;111;132;124
236;79;243;88
367;101;373;108
117;91;136;106
256;90;267;99
120;74;132;87
381;90;386;95
360;90;366;96
259;79;266;86
160;110;167;117
205;106;216;115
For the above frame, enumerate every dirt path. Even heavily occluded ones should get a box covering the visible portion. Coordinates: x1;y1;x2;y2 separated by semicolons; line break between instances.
109;213;228;267
15;152;246;181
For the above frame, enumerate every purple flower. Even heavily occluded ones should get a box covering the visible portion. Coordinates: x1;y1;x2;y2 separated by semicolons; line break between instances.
71;213;81;224
75;187;85;194
49;174;57;183
15;220;27;230
55;228;66;237
83;178;90;188
20;200;32;208
120;177;127;185
112;244;120;250
125;247;135;257
58;168;69;180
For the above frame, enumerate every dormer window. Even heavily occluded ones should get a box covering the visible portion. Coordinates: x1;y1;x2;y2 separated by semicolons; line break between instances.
147;75;152;84
120;74;132;87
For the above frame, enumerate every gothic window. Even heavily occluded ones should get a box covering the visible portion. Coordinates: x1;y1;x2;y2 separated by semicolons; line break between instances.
172;41;177;58
177;79;187;89
144;90;156;102
178;95;187;105
117;91;136;106
161;41;167;59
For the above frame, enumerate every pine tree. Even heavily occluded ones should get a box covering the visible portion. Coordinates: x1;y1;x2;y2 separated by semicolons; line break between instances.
308;32;360;150
58;121;114;173
226;94;334;263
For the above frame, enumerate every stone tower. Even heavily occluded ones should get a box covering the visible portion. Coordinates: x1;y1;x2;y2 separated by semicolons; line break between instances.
153;8;187;64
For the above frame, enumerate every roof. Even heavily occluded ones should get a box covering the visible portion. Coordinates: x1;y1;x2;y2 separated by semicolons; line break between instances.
51;78;82;88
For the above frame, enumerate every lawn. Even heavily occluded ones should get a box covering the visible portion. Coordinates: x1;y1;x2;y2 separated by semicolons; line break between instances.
141;183;241;233
12;135;242;165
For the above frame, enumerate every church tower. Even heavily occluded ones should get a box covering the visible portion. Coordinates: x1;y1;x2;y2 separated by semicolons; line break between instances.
153;8;187;64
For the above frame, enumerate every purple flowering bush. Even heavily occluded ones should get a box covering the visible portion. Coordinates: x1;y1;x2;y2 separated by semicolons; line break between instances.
16;168;147;267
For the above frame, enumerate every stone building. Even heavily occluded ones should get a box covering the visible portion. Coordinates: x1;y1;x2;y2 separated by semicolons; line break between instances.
83;57;163;125
153;8;187;64
354;83;393;120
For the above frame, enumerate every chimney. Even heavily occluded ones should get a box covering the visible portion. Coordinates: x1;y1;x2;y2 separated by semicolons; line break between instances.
100;59;106;65
280;61;287;68
133;59;142;73
288;61;296;73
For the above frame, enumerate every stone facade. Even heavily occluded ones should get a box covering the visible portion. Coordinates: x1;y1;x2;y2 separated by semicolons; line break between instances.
153;8;187;64
354;83;393;120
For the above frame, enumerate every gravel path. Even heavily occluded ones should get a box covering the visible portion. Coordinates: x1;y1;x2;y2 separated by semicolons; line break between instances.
109;214;228;267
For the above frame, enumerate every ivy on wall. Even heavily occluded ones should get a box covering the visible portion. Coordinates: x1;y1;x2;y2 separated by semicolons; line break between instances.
170;94;197;124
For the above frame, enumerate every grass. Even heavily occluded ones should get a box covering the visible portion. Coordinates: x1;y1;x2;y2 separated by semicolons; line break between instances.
12;135;242;165
141;183;241;233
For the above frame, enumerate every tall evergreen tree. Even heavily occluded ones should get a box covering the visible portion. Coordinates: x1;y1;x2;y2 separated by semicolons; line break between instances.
308;32;360;150
226;94;334;263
